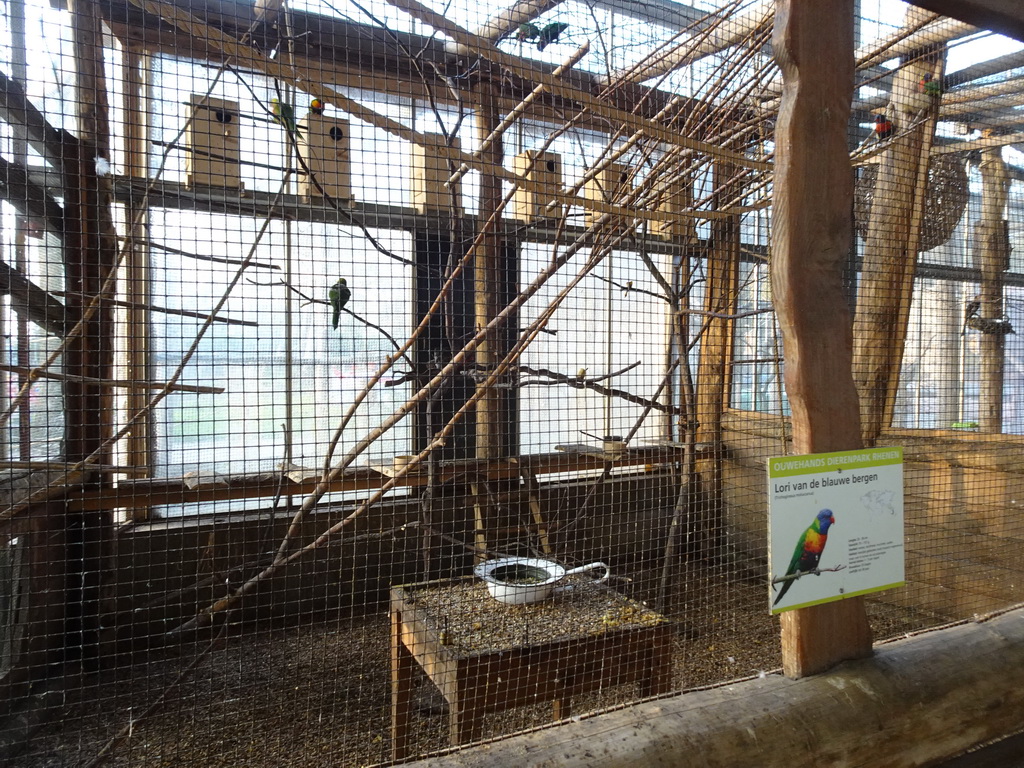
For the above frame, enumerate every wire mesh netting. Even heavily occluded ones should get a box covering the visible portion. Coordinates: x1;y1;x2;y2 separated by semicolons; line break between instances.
0;0;1022;764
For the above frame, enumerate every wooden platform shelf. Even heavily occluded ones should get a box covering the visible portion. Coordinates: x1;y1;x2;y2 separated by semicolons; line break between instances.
390;576;673;760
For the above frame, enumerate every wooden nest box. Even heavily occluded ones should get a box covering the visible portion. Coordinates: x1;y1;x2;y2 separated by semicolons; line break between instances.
186;95;243;190
584;163;631;226
410;133;461;214
512;150;562;223
654;180;696;241
297;112;354;203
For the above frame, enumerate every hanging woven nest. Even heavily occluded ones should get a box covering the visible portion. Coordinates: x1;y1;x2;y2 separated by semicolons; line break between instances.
854;153;969;251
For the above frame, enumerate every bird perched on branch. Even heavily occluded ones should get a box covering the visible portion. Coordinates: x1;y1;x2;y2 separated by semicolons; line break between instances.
271;97;298;138
919;71;942;97
516;21;569;51
873;114;894;141
773;509;835;607
516;23;541;41
329;278;351;329
536;22;569;51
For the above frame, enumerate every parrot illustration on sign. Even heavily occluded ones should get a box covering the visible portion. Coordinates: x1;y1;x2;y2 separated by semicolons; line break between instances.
773;509;835;607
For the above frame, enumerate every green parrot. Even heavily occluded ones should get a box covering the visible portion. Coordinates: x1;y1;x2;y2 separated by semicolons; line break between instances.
271;97;298;136
536;22;569;51
773;509;835;607
516;23;540;41
329;278;351;329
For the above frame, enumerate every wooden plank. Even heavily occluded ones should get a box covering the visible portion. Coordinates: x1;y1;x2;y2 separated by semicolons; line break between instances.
770;0;872;678
390;605;415;761
59;444;711;514
119;44;152;521
908;0;1024;42
398;609;1024;768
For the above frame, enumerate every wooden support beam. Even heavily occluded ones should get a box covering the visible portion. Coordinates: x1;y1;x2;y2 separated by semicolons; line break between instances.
908;0;1024;43
58;444;709;514
973;147;1010;432
693;162;739;560
770;0;872;678
473;83;508;459
396;608;1024;768
0;261;75;337
120;43;153;517
0;156;66;241
853;6;944;446
63;0;119;663
0;71;80;172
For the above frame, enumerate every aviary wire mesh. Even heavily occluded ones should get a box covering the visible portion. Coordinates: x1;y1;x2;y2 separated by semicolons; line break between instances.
0;0;1021;765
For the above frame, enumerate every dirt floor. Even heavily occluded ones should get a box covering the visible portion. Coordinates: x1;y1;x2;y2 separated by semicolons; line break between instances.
15;565;949;768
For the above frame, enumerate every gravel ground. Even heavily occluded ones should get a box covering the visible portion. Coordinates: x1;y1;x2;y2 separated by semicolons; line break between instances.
15;565;947;768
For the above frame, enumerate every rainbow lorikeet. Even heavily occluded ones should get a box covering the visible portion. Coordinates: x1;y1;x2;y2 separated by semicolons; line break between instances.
310;97;326;115
919;72;942;97
873;114;894;141
773;508;835;607
329;278;350;329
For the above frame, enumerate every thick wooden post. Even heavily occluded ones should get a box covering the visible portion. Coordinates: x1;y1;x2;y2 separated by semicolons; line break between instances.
64;0;117;662
472;85;510;458
771;0;872;678
694;166;739;550
974;147;1009;432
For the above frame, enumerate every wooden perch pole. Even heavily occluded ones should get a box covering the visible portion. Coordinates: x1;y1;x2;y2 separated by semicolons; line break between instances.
471;0;565;43
609;1;773;87
473;83;508;458
853;6;944;446
771;0;872;678
974;147;1010;433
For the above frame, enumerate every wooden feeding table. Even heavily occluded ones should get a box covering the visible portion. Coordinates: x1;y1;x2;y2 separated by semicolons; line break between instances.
390;576;673;759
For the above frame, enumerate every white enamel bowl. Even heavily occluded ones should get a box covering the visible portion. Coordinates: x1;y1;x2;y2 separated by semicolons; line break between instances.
474;556;610;605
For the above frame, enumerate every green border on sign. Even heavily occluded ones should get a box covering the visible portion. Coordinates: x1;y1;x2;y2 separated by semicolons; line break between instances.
768;446;903;478
770;581;906;615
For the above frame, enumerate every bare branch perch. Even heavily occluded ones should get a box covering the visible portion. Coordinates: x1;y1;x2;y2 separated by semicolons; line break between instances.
0;364;224;394
771;564;848;587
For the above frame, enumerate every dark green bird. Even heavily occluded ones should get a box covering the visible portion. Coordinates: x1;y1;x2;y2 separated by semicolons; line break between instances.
536;22;569;51
329;278;350;329
516;22;540;41
773;509;835;607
